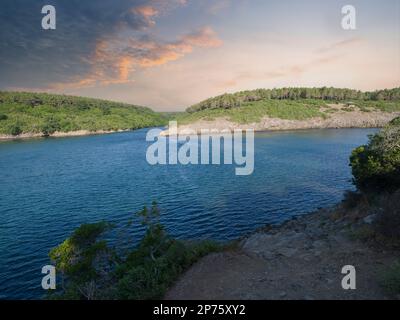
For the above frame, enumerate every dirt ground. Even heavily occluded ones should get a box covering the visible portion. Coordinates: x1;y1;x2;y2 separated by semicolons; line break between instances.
165;208;399;300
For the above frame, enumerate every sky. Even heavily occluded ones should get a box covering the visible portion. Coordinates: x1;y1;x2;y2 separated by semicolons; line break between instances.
0;0;399;110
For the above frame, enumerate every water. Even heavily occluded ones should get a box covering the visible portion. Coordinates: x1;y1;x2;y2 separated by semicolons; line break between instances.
0;128;376;299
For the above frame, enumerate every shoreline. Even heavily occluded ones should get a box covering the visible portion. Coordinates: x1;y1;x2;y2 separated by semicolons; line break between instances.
0;129;133;142
2;111;398;141
166;201;399;300
161;111;400;136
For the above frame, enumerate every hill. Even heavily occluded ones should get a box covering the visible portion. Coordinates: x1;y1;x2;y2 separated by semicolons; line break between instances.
165;87;400;134
0;91;167;139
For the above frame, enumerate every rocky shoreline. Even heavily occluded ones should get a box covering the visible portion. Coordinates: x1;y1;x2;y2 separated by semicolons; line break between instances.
161;111;400;136
0;129;130;141
166;205;398;300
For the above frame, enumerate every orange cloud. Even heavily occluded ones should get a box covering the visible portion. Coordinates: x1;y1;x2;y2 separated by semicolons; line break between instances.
51;27;222;89
181;27;223;48
132;5;159;26
118;56;135;81
133;5;158;17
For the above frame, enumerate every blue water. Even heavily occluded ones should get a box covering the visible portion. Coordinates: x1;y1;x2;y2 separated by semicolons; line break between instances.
0;128;376;299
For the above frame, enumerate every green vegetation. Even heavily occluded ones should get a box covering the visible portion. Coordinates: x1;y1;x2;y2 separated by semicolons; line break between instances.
176;87;400;124
347;119;400;296
187;87;400;113
348;118;400;245
350;117;400;191
177;99;328;124
0;91;167;136
48;203;221;300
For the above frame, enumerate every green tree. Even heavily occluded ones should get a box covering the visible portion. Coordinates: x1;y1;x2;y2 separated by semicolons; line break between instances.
350;117;400;191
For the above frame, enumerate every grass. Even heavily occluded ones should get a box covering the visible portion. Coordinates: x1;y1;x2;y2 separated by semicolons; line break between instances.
0;91;167;135
175;99;400;125
175;99;329;124
354;100;400;113
177;87;400;125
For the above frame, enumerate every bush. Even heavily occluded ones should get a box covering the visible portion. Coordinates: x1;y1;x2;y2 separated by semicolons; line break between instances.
49;221;114;299
350;117;400;191
48;203;220;300
41;117;61;136
7;124;22;136
0;114;7;120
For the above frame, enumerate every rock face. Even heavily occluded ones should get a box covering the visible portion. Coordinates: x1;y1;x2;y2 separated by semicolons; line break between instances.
165;209;398;300
161;111;400;136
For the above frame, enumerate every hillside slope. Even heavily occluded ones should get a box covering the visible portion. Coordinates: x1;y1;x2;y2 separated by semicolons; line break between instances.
166;88;400;134
0;92;167;139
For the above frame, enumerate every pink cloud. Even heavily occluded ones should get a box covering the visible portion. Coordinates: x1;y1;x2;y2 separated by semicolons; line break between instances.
50;27;222;89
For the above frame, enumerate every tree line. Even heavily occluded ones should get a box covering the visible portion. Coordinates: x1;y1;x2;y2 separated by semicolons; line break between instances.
187;87;400;113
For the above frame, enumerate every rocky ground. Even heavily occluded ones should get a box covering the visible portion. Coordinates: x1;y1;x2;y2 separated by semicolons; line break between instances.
161;109;400;136
166;207;399;300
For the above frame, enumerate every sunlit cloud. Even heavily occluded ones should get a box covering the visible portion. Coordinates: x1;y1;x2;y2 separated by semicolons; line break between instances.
132;5;159;26
49;27;222;89
1;0;399;109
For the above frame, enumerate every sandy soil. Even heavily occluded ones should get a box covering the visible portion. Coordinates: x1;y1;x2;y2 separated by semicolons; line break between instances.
166;208;399;300
161;110;400;136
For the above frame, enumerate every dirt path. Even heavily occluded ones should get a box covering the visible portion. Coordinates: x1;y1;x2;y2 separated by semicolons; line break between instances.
166;209;398;300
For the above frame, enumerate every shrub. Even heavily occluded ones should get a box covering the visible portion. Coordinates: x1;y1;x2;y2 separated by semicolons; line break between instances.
7;124;22;136
48;203;220;300
350;117;400;191
49;221;114;299
0;114;7;120
41;117;61;136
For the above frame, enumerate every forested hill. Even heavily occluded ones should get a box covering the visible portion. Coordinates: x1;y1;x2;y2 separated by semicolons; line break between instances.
0;91;167;136
187;87;400;113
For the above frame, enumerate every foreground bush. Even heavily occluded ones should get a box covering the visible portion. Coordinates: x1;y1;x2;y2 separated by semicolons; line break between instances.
48;203;221;300
350;117;400;191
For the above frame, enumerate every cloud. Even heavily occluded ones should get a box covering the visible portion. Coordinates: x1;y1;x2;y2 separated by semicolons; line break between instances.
317;37;363;53
49;27;222;89
208;0;231;15
217;53;344;89
0;0;189;89
213;36;365;90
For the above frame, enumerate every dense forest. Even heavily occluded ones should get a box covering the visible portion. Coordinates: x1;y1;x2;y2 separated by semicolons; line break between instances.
187;87;400;113
0;92;167;136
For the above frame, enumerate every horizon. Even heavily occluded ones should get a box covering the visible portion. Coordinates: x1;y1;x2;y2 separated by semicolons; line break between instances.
1;0;399;111
1;85;400;112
